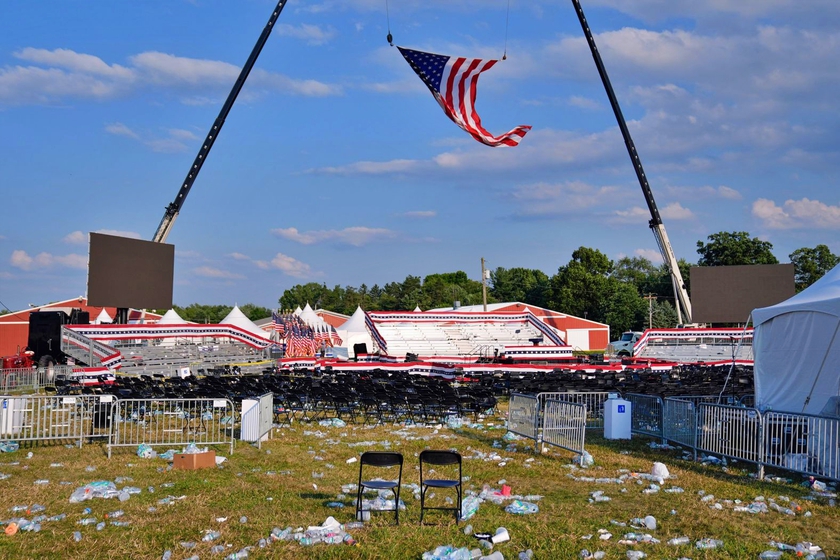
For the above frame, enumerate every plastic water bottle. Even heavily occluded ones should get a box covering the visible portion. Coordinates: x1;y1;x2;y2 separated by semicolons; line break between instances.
667;537;690;545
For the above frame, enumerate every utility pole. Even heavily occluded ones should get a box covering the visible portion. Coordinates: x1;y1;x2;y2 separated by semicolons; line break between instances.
481;257;488;312
644;293;657;329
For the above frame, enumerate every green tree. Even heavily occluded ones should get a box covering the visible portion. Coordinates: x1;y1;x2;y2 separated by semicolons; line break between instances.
489;267;550;307
790;244;839;291
696;231;778;266
603;282;647;334
239;303;272;322
547;247;614;322
279;283;331;311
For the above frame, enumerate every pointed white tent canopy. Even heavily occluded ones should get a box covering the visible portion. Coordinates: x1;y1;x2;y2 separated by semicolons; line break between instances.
299;303;325;328
157;308;186;324
753;264;840;416
337;306;373;358
94;308;113;324
221;305;270;339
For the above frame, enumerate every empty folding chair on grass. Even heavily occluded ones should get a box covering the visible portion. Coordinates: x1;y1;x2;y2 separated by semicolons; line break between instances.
419;450;462;523
356;451;403;524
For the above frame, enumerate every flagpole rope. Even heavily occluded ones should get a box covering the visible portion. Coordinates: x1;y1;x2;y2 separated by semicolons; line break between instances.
502;0;511;60
385;0;393;45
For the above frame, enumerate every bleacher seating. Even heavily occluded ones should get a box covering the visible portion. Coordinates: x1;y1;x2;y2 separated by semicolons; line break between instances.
375;319;547;359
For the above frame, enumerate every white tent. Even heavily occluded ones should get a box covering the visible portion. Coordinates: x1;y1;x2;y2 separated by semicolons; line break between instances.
299;303;326;329
157;309;186;324
753;264;840;415
221;305;271;340
337;306;373;358
94;309;113;324
156;308;188;346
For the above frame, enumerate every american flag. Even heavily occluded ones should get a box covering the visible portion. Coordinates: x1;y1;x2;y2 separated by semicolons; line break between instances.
397;46;531;147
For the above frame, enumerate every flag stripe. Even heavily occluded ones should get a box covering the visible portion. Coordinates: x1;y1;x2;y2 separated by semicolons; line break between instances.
398;46;531;148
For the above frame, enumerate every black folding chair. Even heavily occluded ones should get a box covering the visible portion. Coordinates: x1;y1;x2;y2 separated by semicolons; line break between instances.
356;451;403;524
419;450;462;523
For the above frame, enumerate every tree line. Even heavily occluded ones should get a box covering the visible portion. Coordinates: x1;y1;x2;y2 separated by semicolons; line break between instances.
277;231;838;336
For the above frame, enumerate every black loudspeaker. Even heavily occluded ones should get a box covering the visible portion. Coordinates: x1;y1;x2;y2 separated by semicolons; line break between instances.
353;343;368;356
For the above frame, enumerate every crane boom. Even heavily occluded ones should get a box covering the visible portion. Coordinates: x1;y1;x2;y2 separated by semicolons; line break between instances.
152;0;289;243
570;0;692;324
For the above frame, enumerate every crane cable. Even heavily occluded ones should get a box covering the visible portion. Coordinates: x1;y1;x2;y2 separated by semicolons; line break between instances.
386;0;511;57
502;0;511;60
385;0;393;46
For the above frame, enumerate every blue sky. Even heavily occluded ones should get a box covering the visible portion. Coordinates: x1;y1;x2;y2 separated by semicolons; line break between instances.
2;0;839;312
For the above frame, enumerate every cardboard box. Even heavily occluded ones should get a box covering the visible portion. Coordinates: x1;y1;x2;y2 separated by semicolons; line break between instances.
173;450;216;470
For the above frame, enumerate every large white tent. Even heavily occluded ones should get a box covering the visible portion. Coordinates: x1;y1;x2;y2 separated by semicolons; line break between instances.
337;306;373;358
753;264;840;415
221;305;271;340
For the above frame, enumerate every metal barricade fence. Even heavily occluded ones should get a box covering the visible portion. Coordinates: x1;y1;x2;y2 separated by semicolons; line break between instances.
671;395;742;406
697;403;764;473
507;393;539;444
627;393;663;438
0;394;113;447
662;398;697;452
763;411;840;482
537;391;616;430
108;398;235;458
541;399;586;455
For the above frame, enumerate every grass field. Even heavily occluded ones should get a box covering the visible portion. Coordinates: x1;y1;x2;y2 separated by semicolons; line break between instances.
0;406;837;559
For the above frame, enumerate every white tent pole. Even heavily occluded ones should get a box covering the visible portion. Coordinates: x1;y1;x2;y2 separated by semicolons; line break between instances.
717;313;753;404
801;321;840;413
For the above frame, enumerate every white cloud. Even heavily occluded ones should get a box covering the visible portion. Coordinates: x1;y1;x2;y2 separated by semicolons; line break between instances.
95;229;142;239
105;122;139;139
0;47;340;106
269;253;314;278
753;197;840;229
665;185;743;200
660;202;695;220
634;248;664;263
401;210;437;218
15;48;134;79
612;206;650;224
511;180;624;217
272;226;397;246
568;96;601;110
317;159;421;174
167;128;199;141
193;266;245;280
63;231;87;244
275;23;337;45
129;52;239;86
10;250;86;271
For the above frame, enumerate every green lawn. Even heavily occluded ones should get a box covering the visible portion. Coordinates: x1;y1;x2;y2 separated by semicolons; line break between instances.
0;408;836;559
